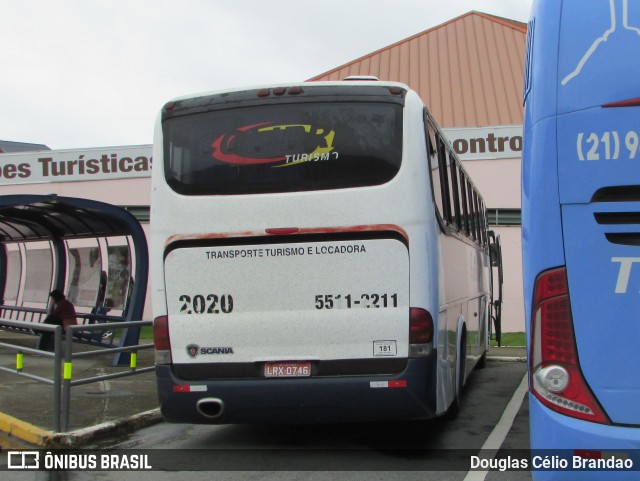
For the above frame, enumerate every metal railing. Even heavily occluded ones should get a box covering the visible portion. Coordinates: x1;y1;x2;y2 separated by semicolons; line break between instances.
0;318;154;432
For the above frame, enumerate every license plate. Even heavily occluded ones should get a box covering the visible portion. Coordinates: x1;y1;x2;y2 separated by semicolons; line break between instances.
264;361;311;378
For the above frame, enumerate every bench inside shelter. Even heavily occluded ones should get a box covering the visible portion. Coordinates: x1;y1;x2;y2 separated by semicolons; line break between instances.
0;305;126;347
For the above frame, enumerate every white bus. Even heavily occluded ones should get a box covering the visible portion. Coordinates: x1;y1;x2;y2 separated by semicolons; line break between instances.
151;80;502;424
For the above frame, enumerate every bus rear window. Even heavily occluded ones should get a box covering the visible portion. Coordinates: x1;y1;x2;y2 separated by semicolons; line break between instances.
163;102;403;195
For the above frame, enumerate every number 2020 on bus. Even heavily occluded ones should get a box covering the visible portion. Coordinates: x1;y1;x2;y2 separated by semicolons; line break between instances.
178;294;234;314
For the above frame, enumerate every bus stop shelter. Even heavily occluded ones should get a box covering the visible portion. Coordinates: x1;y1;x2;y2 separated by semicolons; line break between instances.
0;194;148;364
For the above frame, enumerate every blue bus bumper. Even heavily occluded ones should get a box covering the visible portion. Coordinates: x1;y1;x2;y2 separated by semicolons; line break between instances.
529;395;640;481
156;356;437;424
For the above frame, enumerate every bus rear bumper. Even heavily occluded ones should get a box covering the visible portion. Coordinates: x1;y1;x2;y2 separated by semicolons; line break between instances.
155;357;437;424
529;395;640;481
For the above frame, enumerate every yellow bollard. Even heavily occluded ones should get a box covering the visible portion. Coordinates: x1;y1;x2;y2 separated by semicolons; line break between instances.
130;352;137;371
16;352;23;372
64;362;73;380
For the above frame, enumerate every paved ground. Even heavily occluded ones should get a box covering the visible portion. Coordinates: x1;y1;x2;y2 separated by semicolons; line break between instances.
21;357;530;480
0;332;160;447
0;329;525;448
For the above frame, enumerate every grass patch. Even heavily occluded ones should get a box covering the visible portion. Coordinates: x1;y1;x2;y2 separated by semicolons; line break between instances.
490;331;525;347
140;326;153;340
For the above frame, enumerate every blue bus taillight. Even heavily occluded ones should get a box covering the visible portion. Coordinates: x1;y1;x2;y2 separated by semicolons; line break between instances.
530;268;610;425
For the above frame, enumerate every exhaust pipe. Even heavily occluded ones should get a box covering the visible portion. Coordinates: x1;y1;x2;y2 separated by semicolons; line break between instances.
196;398;225;419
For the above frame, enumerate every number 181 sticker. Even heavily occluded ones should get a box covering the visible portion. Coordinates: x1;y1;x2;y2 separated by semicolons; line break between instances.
373;340;397;356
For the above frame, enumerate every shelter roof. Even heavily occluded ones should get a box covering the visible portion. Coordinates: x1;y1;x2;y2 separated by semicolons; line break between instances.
0;195;142;242
0;140;50;153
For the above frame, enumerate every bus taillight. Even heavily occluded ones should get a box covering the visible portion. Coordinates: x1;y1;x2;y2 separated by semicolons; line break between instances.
530;268;610;424
409;307;434;343
409;308;433;358
153;315;172;364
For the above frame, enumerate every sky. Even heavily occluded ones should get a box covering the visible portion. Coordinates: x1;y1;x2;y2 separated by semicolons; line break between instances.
1;0;533;150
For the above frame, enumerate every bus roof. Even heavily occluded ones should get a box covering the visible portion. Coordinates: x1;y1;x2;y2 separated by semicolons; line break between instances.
162;80;411;105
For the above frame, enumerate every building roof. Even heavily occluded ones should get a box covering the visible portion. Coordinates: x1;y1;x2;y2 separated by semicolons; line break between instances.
0;140;50;154
308;11;527;128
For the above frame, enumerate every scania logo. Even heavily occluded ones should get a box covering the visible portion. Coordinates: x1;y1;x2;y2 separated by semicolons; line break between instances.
201;347;234;355
186;344;199;358
186;344;234;357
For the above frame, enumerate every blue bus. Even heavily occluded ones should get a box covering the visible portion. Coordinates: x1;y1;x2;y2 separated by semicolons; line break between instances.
523;0;640;478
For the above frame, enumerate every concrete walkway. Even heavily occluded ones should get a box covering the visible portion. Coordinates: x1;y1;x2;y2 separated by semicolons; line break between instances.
488;345;527;361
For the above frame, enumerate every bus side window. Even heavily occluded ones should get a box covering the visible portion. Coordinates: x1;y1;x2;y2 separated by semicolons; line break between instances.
438;141;453;224
449;161;467;234
425;121;447;222
479;198;488;247
458;164;470;236
448;153;462;231
467;180;477;242
472;190;482;245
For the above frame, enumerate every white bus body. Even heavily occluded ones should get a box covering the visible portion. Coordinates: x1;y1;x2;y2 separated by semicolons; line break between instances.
151;81;495;424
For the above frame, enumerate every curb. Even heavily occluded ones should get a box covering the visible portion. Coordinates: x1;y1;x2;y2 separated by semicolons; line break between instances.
487;356;527;363
0;409;162;448
0;412;53;447
52;409;163;448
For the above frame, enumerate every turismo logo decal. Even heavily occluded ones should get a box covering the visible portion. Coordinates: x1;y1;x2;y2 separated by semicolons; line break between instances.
211;122;336;166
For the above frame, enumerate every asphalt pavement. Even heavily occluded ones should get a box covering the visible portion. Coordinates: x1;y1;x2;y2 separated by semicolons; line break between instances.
0;330;526;448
